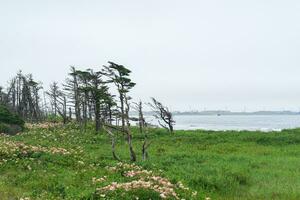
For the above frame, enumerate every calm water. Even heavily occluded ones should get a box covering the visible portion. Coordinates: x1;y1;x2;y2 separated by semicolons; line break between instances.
145;115;300;131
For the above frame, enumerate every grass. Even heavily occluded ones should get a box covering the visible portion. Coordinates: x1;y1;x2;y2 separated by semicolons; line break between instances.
1;123;300;199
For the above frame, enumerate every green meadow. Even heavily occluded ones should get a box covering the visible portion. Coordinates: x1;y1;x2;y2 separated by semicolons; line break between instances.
1;124;300;199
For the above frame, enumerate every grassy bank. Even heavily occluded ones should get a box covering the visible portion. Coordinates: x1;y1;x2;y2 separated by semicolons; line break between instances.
1;124;300;199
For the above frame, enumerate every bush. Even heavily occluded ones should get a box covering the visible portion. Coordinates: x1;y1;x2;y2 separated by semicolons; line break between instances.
46;114;63;123
0;122;23;134
0;122;10;133
0;104;24;133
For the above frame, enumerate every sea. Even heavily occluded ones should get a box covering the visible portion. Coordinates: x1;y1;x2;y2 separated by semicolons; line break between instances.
143;115;300;132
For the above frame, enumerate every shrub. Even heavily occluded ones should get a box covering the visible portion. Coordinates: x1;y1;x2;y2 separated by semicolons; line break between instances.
46;114;63;123
0;104;24;133
0;122;10;133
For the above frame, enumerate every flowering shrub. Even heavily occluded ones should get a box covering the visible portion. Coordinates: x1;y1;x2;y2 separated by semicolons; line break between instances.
25;122;63;129
0;140;72;162
0;124;212;199
96;162;199;199
92;176;107;184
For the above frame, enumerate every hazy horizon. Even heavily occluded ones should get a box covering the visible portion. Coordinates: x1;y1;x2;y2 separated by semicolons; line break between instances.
1;1;300;112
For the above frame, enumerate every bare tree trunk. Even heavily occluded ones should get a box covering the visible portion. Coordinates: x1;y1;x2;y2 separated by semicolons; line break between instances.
169;122;174;133
142;139;149;160
120;92;125;131
73;75;81;123
69;107;72;120
103;126;121;161
95;98;101;132
127;133;136;162
124;96;136;162
63;96;67;124
108;104;112;125
88;98;92;120
134;101;150;161
83;97;87;128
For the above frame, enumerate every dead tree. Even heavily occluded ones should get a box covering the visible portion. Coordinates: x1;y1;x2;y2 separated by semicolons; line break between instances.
47;82;59;116
68;107;72;119
5;72;43;122
46;82;68;124
133;101;150;160
124;96;137;162
64;66;81;123
103;125;121;161
56;95;68;124
27;75;42;121
103;62;138;161
149;97;175;133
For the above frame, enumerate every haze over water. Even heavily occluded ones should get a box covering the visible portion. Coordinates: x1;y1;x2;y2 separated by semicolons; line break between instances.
144;115;300;131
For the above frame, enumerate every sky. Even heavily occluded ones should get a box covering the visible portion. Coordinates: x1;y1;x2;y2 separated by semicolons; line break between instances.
0;0;300;112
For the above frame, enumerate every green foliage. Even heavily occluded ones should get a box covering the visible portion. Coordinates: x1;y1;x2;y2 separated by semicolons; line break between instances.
1;126;300;199
46;114;64;123
105;62;136;93
0;123;10;133
0;123;23;135
0;104;24;126
0;104;24;133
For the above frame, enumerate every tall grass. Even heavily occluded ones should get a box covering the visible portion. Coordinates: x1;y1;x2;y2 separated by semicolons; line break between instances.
1;124;300;199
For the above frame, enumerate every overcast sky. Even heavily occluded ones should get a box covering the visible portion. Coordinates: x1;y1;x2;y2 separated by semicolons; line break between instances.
0;0;300;111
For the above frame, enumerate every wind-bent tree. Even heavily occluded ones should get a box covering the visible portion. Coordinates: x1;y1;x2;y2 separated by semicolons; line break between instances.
76;70;92;128
1;62;168;163
74;68;115;132
103;61;137;161
149;97;175;133
104;61;136;131
87;69;107;132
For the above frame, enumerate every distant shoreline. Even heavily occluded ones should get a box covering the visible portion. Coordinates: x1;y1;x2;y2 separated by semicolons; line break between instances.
135;111;300;116
173;111;300;116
